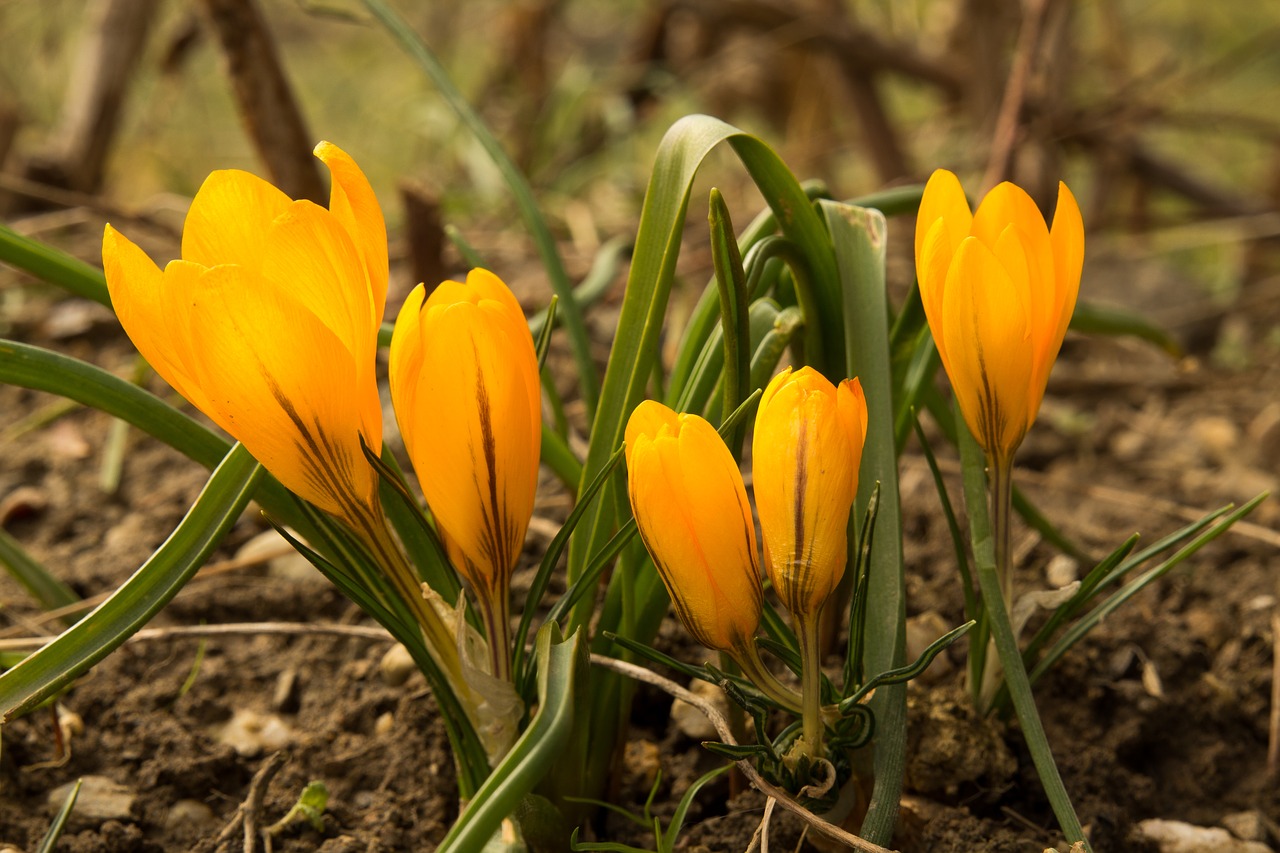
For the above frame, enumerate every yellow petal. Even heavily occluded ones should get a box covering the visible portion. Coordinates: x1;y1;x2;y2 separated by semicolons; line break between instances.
393;277;541;594
314;142;389;329
917;216;957;378
180;169;292;272
941;237;1034;459
1048;181;1084;352
103;226;205;410
915;169;972;278
389;284;428;461
626;405;760;652
753;367;859;617
182;264;380;523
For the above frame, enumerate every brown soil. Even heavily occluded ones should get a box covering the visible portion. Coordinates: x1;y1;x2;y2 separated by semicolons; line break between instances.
1;223;1278;852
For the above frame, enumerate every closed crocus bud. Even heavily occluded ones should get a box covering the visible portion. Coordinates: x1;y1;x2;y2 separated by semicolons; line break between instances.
102;142;387;527
753;367;867;620
389;269;541;607
625;401;763;654
915;169;1084;463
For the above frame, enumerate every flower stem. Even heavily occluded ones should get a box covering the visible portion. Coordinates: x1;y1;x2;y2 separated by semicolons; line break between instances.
978;456;1014;710
733;640;804;716
797;616;825;758
478;590;513;683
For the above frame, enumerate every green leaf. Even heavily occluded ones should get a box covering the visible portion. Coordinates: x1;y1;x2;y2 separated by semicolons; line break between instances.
707;188;751;459
821;200;905;845
0;339;308;533
0;528;81;619
660;763;733;852
567;115;839;634
0;445;262;723
1070;299;1183;357
840;621;975;712
37;778;82;853
957;406;1092;849
0;224;110;307
1028;494;1266;688
438;624;586;853
514;445;625;691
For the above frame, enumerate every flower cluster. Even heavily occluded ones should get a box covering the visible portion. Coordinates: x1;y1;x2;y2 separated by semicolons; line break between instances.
103;142;540;690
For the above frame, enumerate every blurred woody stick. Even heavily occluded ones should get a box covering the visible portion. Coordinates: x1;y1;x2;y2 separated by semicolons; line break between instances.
197;0;327;204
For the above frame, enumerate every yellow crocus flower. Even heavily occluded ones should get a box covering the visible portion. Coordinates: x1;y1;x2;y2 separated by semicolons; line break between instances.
624;401;762;654
388;270;541;636
753;367;867;620
914;169;1084;463
102;142;388;527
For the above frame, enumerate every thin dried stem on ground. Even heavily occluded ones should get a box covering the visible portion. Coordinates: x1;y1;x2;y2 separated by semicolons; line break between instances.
210;750;287;853
588;653;898;853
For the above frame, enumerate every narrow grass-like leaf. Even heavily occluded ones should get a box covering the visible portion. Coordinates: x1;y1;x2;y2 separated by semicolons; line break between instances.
444;224;486;268
0;445;262;723
0;529;81;619
542;427;584;491
822;200;905;845
840;621;975;712
844;483;881;690
1070;300;1183;357
749;304;803;391
958;408;1092;850
1028;494;1265;688
707;189;751;458
514;445;626;690
660;763;733;853
360;440;460;603
535;295;559;371
0;340;308;533
360;0;599;415
438;624;585;853
0;224;109;307
37;777;81;853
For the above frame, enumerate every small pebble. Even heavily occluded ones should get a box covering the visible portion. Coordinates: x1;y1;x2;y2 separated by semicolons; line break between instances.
1191;416;1239;465
273;667;300;713
374;711;395;737
1136;818;1271;853
1222;811;1268;843
212;709;293;757
379;644;417;687
1046;554;1079;588
670;680;727;741
164;799;216;832
235;528;323;583
48;776;136;826
623;739;661;792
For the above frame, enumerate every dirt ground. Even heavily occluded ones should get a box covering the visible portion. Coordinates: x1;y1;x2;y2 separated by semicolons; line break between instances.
0;219;1278;852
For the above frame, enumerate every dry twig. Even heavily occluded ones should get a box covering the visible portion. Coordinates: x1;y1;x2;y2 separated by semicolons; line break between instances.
588;653;898;853
211;750;288;853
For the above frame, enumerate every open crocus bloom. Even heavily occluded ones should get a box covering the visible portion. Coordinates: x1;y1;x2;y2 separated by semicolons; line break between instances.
753;367;867;620
915;169;1084;462
624;401;762;654
388;269;541;606
102;142;387;527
